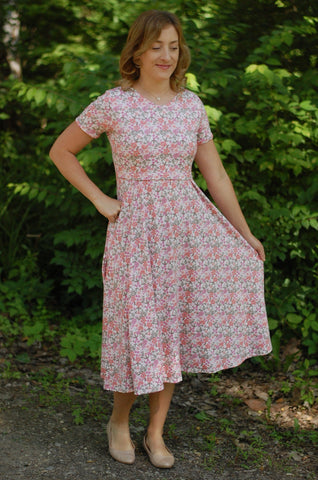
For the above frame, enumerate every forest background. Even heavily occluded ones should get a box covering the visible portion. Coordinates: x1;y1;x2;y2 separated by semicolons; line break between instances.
0;0;317;404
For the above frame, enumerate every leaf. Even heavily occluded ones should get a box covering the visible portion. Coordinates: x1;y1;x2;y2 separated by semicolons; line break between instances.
28;187;39;200
309;218;318;230
34;89;46;105
310;321;318;332
244;399;266;412
56;99;66;112
268;318;279;330
282;31;294;46
37;190;47;202
271;330;282;360
195;411;210;421
222;139;241;153
245;64;274;85
60;348;77;362
205;105;223;123
286;313;303;325
186;72;200;92
269;207;290;220
46;92;57;108
299;100;316;111
26;87;37;102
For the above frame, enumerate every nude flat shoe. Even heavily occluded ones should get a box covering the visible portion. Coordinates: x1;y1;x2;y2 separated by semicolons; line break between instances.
107;421;135;465
143;434;175;469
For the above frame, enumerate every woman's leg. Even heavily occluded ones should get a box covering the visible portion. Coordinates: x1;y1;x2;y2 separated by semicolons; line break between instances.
146;383;175;455
109;392;136;450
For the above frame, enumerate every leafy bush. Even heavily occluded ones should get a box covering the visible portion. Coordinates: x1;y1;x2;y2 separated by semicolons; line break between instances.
1;0;317;365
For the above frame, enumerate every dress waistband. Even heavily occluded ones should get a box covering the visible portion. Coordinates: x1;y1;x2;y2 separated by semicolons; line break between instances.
117;177;192;182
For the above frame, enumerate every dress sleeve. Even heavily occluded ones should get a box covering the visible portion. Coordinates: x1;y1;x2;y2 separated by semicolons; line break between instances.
197;99;213;145
75;92;113;139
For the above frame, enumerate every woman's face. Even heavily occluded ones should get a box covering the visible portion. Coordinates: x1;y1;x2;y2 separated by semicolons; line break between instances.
138;25;179;83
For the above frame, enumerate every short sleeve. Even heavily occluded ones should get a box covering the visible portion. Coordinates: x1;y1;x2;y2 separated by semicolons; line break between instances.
197;99;213;145
76;92;113;139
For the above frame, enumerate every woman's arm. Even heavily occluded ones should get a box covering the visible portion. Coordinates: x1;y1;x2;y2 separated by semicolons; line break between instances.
195;139;265;261
49;121;121;223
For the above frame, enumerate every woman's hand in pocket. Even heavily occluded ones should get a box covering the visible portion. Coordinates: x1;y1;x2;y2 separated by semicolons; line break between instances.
93;193;122;223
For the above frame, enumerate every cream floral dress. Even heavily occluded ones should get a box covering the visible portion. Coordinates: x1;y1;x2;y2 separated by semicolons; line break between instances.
76;87;272;395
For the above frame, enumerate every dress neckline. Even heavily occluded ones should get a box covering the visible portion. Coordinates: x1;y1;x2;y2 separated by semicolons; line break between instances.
130;87;182;107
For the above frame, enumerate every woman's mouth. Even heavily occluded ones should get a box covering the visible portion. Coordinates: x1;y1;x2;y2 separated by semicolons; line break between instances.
156;64;171;70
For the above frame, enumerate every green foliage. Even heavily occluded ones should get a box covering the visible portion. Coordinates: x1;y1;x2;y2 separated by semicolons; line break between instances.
195;410;211;422
291;359;318;406
180;0;318;362
1;0;317;369
27;369;109;425
60;324;101;363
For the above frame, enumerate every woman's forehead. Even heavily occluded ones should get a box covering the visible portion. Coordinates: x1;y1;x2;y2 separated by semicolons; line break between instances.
153;25;179;42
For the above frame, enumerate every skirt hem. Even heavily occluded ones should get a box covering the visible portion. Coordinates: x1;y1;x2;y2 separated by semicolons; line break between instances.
100;347;272;395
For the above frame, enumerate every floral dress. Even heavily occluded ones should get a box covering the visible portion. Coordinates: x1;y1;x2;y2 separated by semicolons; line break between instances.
76;87;272;395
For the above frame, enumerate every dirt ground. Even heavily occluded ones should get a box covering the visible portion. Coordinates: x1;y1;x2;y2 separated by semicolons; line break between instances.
0;346;317;480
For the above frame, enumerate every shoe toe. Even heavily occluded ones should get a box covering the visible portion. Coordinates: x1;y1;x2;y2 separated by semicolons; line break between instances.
107;421;135;465
151;452;175;468
109;447;135;465
143;435;174;469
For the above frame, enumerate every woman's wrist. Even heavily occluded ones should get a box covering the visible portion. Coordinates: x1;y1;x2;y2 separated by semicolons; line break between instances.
89;189;108;208
234;224;252;241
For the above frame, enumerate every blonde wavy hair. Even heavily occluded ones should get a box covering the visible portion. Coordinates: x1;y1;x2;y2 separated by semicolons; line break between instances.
119;10;191;92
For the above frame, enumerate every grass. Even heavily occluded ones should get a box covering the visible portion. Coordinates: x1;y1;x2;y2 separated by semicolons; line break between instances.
18;368;110;425
1;339;317;476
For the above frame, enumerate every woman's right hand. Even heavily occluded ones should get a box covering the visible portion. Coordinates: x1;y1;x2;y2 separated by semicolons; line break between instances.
49;123;122;224
93;193;122;223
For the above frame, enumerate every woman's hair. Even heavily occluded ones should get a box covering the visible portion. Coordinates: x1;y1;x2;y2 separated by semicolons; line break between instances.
119;10;191;91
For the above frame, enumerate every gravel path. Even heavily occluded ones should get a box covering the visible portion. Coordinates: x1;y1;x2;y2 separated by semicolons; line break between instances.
0;364;317;480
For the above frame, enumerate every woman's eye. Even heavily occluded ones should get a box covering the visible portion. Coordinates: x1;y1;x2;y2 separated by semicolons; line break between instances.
151;46;178;51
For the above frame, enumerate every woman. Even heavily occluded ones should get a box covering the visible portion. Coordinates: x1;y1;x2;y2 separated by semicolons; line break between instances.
49;10;271;469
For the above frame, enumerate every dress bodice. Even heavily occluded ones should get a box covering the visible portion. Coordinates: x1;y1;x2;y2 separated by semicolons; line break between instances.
76;87;213;181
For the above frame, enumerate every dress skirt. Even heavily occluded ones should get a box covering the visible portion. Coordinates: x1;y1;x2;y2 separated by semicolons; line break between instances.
100;177;272;395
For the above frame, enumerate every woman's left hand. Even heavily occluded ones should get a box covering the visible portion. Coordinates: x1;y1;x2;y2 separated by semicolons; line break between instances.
244;233;266;262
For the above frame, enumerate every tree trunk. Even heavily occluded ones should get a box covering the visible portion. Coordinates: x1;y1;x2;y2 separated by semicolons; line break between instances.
3;0;22;79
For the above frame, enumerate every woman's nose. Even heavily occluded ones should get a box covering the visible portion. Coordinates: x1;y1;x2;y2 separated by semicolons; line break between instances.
160;47;171;61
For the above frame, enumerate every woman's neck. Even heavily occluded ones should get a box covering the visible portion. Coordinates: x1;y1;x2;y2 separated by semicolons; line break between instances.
134;77;172;96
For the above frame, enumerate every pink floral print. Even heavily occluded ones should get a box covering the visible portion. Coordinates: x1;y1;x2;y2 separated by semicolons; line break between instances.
76;87;272;395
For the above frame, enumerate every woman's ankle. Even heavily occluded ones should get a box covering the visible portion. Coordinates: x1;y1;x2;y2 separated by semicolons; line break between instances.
147;426;163;436
109;416;130;430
